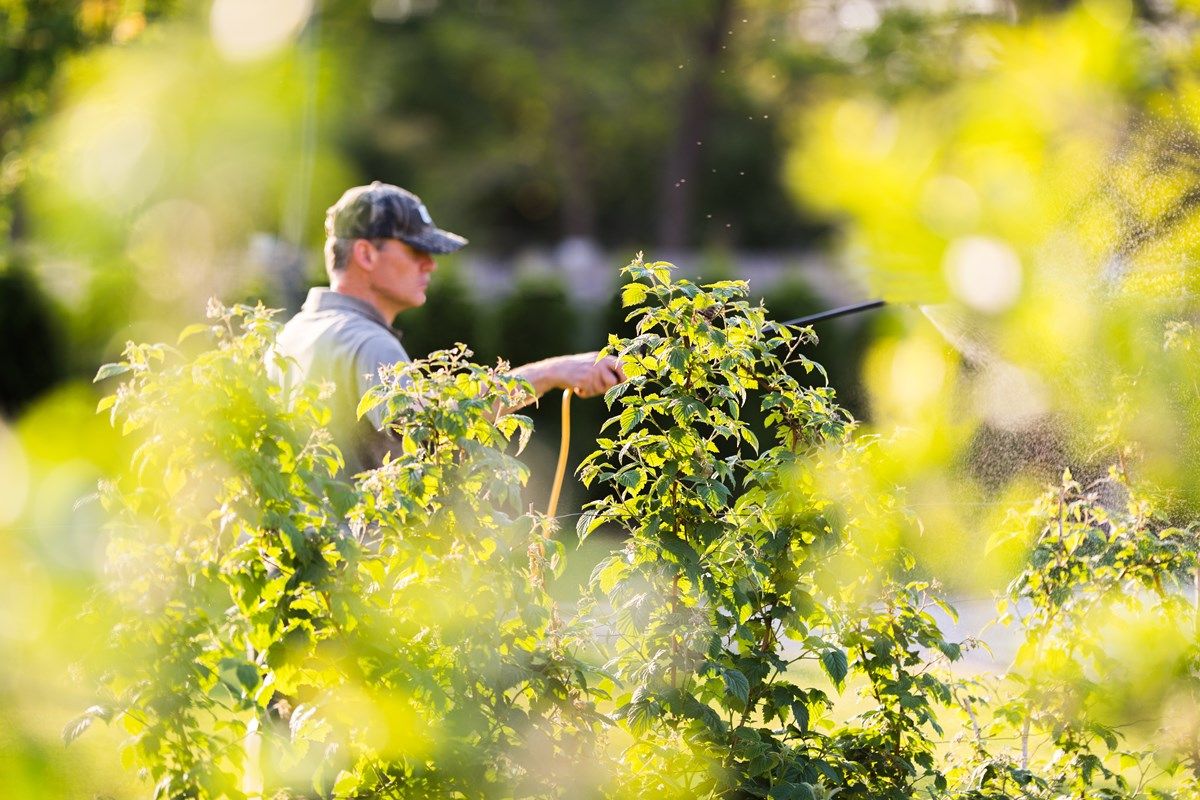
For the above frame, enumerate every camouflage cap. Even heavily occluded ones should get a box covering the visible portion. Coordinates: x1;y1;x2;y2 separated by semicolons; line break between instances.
325;182;468;254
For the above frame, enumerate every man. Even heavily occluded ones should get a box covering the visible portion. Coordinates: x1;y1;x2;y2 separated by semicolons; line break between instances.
271;181;625;475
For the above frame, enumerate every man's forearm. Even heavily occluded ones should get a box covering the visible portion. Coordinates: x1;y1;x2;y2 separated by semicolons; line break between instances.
509;357;569;401
499;352;625;415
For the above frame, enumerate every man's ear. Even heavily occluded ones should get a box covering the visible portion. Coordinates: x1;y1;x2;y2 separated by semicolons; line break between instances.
351;239;377;271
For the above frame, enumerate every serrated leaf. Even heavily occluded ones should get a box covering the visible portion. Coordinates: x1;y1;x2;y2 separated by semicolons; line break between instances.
937;640;962;661
332;768;361;796
622;283;648;307
593;556;628;594
62;712;94;745
722;668;750;705
625;701;655;736
616;468;645;493
820;649;848;688
792;700;810;732
355;386;386;420
515;417;533;455
659;534;698;566
62;705;109;746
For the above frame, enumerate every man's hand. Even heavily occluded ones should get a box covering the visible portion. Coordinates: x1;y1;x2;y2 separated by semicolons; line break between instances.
548;352;625;398
508;352;626;407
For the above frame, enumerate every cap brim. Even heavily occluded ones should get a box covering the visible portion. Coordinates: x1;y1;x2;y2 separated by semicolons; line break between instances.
402;228;468;255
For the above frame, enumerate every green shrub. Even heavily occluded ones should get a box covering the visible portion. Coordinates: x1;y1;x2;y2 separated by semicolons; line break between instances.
75;260;1200;799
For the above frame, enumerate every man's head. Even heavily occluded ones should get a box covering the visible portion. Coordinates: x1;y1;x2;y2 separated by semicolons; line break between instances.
323;182;467;274
322;182;467;319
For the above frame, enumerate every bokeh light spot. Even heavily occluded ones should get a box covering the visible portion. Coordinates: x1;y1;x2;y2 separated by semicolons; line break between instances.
943;236;1023;313
65;104;163;208
889;337;948;413
210;0;314;62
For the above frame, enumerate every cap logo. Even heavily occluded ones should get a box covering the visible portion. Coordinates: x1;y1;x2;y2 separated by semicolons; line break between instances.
417;203;433;225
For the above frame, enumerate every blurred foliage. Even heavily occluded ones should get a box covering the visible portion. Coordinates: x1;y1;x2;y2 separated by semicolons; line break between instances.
0;0;177;235
781;0;1200;581
941;467;1200;797
8;0;1200;796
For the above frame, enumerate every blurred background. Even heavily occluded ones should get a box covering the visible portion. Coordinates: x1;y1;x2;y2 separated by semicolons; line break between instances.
6;0;1200;794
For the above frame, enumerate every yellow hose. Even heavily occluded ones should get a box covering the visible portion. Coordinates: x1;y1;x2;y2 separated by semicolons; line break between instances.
545;388;572;521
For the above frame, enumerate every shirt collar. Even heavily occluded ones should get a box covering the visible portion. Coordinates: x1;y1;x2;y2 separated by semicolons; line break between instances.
302;287;395;330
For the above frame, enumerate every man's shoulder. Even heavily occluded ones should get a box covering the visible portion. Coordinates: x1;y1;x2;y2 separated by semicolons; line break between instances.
285;308;402;353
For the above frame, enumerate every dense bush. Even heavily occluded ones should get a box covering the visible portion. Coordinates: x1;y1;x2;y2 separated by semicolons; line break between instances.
73;261;1200;799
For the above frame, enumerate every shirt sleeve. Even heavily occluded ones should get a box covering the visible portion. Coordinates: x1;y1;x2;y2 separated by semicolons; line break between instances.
350;333;413;432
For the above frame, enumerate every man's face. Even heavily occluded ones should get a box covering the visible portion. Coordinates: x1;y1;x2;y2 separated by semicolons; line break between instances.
368;239;436;315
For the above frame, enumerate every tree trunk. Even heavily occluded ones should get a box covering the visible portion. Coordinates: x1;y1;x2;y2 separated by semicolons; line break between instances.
656;0;735;251
526;3;597;241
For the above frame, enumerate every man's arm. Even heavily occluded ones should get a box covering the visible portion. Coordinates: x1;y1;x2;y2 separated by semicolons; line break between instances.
505;352;625;411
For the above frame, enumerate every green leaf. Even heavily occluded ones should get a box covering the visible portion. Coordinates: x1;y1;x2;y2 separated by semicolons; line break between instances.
332;768;361;797
617;468;645;493
619;405;645;435
356;386;386;420
722;668;750;705
62;705;110;746
624;702;655;736
593;557;628;594
93;362;131;382
622;283;648;307
791;700;810;732
820;649;848;688
176;322;211;344
666;346;688;372
659;535;699;567
62;712;94;746
937;640;962;661
236;663;260;691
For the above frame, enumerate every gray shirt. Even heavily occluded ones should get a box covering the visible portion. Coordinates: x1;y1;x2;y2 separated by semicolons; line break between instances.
270;288;410;475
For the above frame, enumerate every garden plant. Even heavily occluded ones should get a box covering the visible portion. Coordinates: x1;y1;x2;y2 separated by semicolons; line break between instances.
72;260;1200;799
